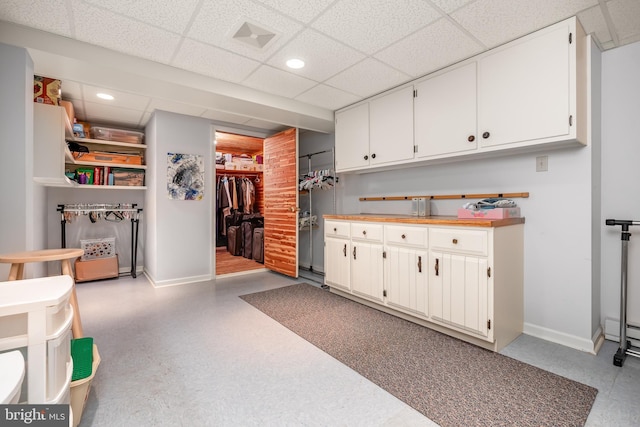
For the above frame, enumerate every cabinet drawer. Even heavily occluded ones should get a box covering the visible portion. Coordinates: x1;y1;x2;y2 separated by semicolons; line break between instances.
325;220;350;239
429;228;488;256
351;222;383;242
385;225;428;248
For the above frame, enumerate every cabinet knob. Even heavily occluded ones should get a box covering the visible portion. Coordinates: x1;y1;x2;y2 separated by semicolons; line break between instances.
468;135;475;142
334;227;337;232
401;234;406;239
482;132;490;139
364;155;369;160
362;230;367;236
371;153;376;159
452;238;458;244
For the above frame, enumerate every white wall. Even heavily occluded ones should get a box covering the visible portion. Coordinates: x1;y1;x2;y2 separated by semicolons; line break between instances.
601;41;640;332
144;110;213;286
337;142;597;350
298;131;336;272
0;43;45;278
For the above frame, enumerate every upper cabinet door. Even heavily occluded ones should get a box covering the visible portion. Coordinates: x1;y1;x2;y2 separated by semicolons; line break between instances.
369;86;415;166
335;103;370;172
414;62;478;158
478;22;572;148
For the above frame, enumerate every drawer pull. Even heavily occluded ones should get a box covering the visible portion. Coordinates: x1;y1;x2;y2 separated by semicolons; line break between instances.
343;243;347;257
435;258;439;276
401;234;406;239
362;230;367;236
452;238;458;244
334;227;337;232
418;256;422;273
353;246;357;260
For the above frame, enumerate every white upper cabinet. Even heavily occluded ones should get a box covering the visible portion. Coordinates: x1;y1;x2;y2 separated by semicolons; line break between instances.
477;18;583;150
335;103;369;172
369;86;415;166
414;62;478;158
335;86;414;173
334;16;587;173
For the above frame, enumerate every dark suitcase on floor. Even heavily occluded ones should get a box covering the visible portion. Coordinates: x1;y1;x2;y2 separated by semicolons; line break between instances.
241;222;255;259
227;225;242;256
253;227;264;263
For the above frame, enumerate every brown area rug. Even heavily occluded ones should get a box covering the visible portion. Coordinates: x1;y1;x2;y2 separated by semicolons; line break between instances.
240;283;598;427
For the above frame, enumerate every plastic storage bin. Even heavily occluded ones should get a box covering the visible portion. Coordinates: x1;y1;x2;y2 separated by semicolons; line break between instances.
91;126;144;144
70;345;100;427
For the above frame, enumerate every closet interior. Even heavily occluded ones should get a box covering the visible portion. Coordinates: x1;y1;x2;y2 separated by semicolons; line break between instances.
215;131;266;276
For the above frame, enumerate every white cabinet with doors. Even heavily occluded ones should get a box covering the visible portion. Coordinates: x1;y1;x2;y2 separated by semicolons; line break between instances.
335;16;587;173
477;17;586;151
324;220;351;291
33;103;73;186
324;215;524;352
384;224;428;318
428;227;490;339
350;222;384;302
414;62;478;159
335;86;414;173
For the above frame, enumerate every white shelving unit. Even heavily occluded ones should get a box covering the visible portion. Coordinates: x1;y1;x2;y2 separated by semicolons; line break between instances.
0;275;74;403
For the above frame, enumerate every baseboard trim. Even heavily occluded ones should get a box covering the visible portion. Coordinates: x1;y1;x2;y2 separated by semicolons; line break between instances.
144;271;213;287
523;322;603;354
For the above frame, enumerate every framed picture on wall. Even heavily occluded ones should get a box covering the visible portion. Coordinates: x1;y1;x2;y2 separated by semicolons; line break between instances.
167;153;204;200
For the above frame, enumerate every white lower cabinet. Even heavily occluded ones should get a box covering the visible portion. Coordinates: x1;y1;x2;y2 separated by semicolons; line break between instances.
429;251;489;339
350;222;384;302
324;217;523;352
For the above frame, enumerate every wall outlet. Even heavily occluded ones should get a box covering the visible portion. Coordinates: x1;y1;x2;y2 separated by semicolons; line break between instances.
536;156;548;172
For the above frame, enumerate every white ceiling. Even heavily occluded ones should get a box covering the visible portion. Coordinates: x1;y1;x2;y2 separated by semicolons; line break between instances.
1;0;639;134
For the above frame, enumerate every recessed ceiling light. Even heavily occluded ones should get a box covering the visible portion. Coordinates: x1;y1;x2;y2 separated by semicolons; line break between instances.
286;58;305;69
97;93;114;100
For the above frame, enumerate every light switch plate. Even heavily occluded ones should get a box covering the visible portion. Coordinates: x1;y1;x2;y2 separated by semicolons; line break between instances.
536;156;548;172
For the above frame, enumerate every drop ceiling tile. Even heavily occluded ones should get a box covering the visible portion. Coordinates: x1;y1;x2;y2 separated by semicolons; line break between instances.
577;6;613;47
312;0;442;54
242;65;317;98
140;112;152;127
188;0;302;62
608;0;640;45
0;0;72;37
253;0;335;23
147;98;207;118
82;84;151;111
172;39;261;83
375;18;484;78
429;0;475;14
83;0;200;34
452;0;599;48
295;84;361;111
84;101;145;128
72;2;182;64
267;29;366;82
325;58;411;98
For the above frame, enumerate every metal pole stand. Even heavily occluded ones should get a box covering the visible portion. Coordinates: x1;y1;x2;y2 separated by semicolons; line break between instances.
606;219;640;367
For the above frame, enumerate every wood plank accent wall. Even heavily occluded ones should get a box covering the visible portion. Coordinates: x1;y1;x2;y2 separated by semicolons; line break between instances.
263;128;298;277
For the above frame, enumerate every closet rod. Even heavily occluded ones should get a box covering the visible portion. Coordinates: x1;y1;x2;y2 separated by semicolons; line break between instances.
359;192;530;202
299;148;333;159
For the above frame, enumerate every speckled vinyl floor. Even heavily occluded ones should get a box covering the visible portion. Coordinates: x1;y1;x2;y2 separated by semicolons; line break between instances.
75;272;640;426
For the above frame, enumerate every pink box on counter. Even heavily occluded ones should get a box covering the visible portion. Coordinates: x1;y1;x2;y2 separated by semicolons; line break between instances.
457;207;521;219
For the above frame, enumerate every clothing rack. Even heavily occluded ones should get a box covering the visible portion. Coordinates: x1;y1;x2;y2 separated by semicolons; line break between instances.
299;148;335;276
57;203;143;278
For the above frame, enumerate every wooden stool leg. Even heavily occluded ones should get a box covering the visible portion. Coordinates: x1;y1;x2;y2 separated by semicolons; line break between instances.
61;259;84;338
8;263;24;280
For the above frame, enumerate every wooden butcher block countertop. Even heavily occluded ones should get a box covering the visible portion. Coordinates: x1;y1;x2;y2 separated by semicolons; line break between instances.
323;214;525;228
